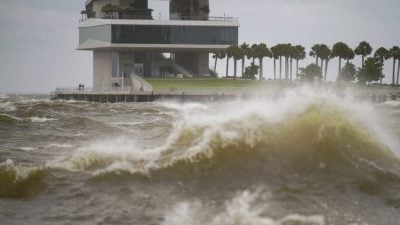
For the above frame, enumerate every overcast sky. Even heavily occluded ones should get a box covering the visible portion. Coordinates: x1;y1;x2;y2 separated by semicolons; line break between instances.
0;0;399;93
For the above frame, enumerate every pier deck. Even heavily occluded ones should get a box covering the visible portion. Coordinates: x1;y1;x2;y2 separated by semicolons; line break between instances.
51;87;400;103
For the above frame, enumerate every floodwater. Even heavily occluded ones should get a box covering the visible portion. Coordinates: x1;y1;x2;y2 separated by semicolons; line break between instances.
1;87;400;225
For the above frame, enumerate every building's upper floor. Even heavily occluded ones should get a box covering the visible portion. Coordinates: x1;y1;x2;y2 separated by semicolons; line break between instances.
82;0;212;21
78;18;239;51
78;0;239;51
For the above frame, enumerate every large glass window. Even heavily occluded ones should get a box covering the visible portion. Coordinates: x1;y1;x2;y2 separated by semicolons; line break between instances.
111;25;238;45
79;25;111;44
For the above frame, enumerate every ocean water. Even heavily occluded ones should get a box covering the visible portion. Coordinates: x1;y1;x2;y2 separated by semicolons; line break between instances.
0;87;400;225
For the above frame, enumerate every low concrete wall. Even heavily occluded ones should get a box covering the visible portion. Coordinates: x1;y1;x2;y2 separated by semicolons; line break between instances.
54;91;399;103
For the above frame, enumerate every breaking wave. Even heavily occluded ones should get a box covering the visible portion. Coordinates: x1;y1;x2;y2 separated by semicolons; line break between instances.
0;114;57;124
0;159;47;199
53;88;400;185
0;101;17;112
0;113;23;124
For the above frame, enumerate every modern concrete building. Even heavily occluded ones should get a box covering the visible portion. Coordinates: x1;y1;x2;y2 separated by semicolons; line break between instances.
79;0;239;91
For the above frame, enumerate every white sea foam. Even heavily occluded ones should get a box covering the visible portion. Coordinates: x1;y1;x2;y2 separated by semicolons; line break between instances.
0;93;8;99
162;190;325;225
45;144;73;148
0;102;17;112
111;121;145;126
19;147;38;152
74;133;85;137
0;159;14;167
17;98;51;104
383;101;400;107
30;117;58;123
162;102;209;113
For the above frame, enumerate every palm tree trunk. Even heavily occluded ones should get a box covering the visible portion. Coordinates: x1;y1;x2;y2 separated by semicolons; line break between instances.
214;57;218;73
316;57;318;65
285;57;289;80
226;57;229;77
290;57;293;81
279;56;282;80
259;58;263;80
234;60;237;80
338;57;342;80
324;59;329;83
361;55;365;69
392;58;396;85
397;59;400;87
296;60;299;79
241;57;245;76
320;59;324;71
273;59;276;80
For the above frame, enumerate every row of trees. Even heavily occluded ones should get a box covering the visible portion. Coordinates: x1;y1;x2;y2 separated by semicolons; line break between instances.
212;41;400;85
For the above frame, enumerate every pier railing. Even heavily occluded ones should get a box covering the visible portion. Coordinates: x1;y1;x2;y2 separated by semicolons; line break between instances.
54;87;260;96
53;84;400;103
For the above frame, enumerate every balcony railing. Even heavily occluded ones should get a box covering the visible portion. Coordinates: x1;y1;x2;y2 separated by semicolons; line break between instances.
79;15;238;23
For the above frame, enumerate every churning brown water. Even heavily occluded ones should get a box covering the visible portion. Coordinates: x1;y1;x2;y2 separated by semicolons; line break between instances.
1;87;400;225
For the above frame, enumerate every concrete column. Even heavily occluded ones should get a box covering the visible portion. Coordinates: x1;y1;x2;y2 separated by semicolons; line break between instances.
93;51;113;91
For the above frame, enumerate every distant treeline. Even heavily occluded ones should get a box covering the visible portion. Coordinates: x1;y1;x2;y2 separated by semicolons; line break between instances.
213;42;400;85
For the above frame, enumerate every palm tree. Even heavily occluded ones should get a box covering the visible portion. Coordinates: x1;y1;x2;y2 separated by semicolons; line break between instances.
231;45;245;79
319;44;331;83
395;48;400;86
240;43;250;76
282;44;292;80
289;46;295;80
271;45;280;80
217;51;226;77
389;46;400;85
225;46;234;77
248;44;258;64
212;52;218;73
253;43;272;80
374;47;390;84
332;42;350;80
309;44;321;65
275;44;285;80
212;51;223;74
344;48;355;64
354;41;373;68
292;45;306;80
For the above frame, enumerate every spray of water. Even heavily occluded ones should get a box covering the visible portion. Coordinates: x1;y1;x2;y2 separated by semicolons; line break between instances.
162;189;325;225
51;86;400;176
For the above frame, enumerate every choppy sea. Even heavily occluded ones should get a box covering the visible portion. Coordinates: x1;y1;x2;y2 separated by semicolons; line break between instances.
1;87;400;225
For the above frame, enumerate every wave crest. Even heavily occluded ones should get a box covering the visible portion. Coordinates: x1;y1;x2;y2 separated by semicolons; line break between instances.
0;101;17;112
0;159;47;199
0;113;23;124
54;88;400;181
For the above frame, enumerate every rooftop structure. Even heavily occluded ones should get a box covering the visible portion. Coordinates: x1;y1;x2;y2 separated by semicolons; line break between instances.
79;0;239;91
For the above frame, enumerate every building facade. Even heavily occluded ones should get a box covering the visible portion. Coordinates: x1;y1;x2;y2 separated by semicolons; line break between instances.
79;0;239;90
